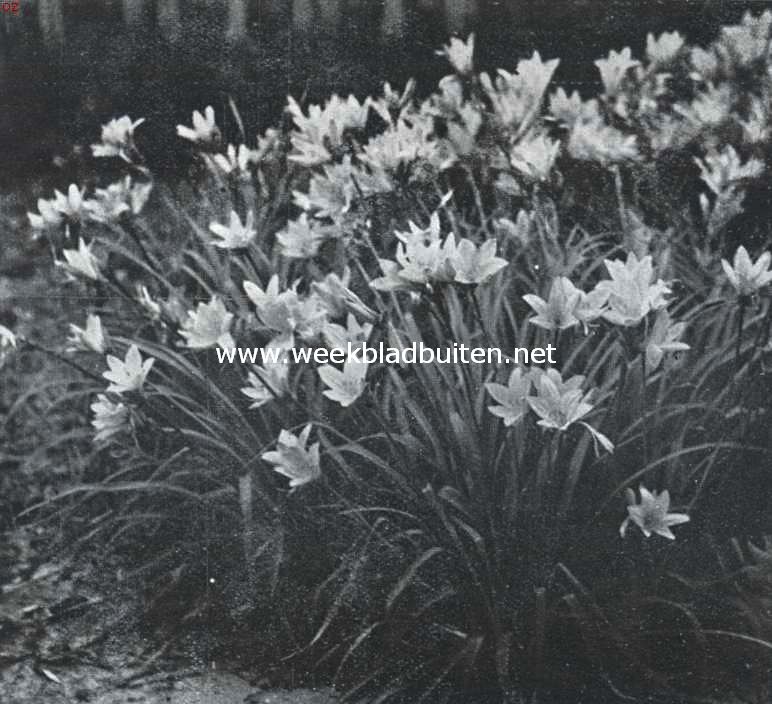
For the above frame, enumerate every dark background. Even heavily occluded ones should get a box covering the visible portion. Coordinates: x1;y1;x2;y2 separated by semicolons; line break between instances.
2;0;772;190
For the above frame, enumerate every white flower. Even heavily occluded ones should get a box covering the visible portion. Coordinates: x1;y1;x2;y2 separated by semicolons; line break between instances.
720;10;772;66
67;314;107;354
276;213;328;260
595;47;639;96
323;313;373;350
90;394;130;444
596;253;671;327
645;310;689;371
137;285;162;321
549;88;600;127
103;344;154;394
179;297;235;349
84;177;152;223
440;34;475;75
509;132;560;181
485;367;532;426
209;210;256;250
721;245;772;297
527;369;614;454
696;146;764;196
360;118;441;172
29;185;85;230
451;238;508;285
241;344;289;408
523;277;582;331
287;94;370;166
92;115;145;159
58;238;101;281
52;184;85;222
573;287;609;334
646;31;684;65
0;324;16;349
318;359;368;407
212;143;259;175
311;269;378;323
292;157;392;220
28;196;63;231
262;424;321;488
244;276;328;340
480;52;560;129
568;120;639;164
0;324;17;368
620;485;690;540
176;106;219;143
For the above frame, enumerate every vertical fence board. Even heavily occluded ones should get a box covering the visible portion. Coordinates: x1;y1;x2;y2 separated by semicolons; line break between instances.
226;0;248;41
38;0;64;49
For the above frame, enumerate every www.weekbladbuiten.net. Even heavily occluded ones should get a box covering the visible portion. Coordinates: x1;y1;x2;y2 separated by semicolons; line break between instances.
216;342;557;366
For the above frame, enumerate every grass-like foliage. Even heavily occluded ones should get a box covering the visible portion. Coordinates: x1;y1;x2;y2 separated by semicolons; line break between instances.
8;11;772;703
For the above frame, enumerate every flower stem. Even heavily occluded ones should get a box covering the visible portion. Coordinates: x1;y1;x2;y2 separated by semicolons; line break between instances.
470;287;494;350
736;301;746;369
21;339;105;384
640;352;649;470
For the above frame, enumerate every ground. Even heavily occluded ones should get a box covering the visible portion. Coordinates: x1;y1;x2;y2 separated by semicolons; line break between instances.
0;527;336;702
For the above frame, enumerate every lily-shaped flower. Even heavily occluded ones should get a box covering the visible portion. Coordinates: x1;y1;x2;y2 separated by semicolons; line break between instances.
568;120;639;164
523;277;582;331
573;287;609;334
244;276;328;340
209;210;257;250
360;118;439;172
276;213;329;260
509;132;561;182
646;31;684;65
212;143;259;176
0;324;17;369
371;231;457;292
395;211;443;247
28;196;63;231
480;52;560;129
91;115;145;159
311;268;378;323
0;324;17;349
323;313;373;350
527;369;614;453
67;314;107;354
645;310;689;371
241;345;289;408
52;184;85;222
179;297;235;349
318;359;369;407
58;238;101;281
721;245;772;298
262;424;321;488
696;146;764;197
596;253;670;327
439;34;475;76
84;177;152;223
287;93;370;160
90;394;130;444
485;367;533;426
293;157;392;220
103;344;154;394
451;238;508;285
137;285;162;321
549;88;600;128
619;485;690;540
595;47;639;96
177;106;219;144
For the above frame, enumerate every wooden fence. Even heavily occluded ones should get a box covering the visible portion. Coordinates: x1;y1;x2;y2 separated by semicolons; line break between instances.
4;0;484;48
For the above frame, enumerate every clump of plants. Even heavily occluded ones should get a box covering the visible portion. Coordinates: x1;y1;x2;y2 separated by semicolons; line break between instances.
8;11;772;703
